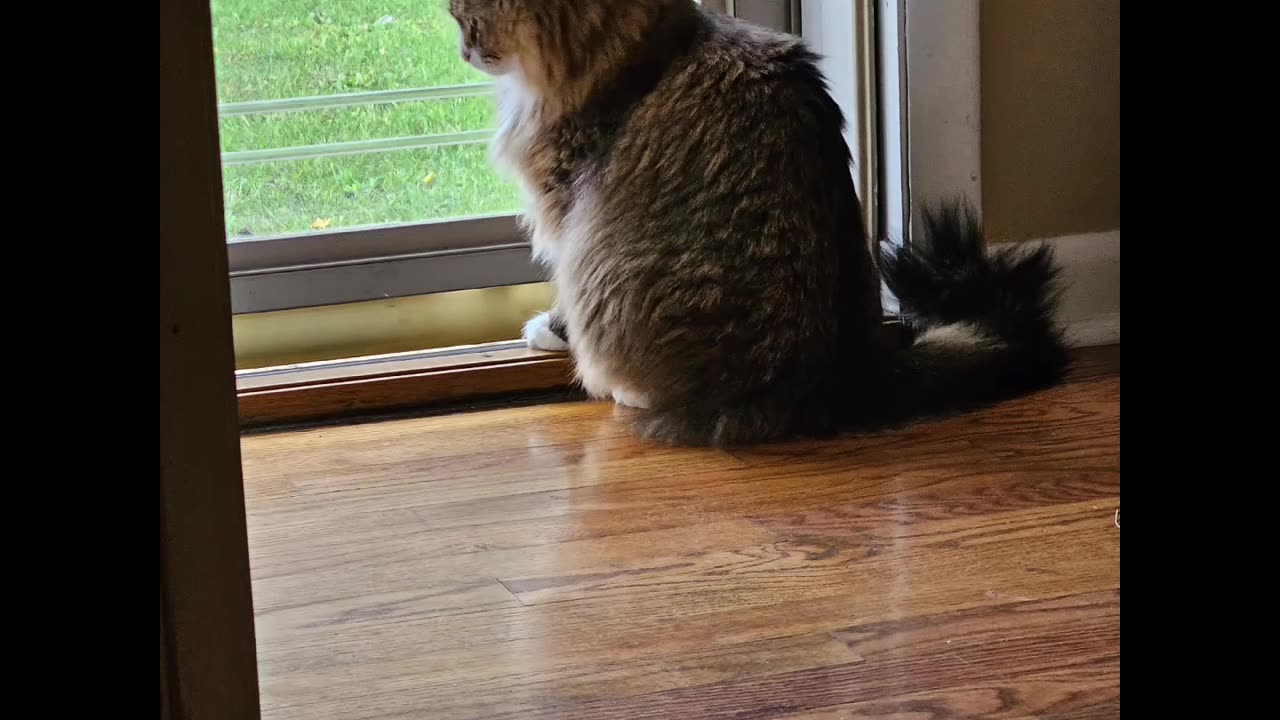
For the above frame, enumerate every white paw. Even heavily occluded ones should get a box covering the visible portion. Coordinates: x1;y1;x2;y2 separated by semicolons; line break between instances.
522;312;569;352
611;387;650;409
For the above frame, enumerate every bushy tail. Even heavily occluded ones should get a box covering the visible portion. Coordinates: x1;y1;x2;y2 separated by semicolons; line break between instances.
631;197;1068;446
860;197;1070;428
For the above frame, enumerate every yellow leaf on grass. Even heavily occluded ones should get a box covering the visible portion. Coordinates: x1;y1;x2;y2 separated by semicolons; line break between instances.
422;172;436;185
310;218;332;230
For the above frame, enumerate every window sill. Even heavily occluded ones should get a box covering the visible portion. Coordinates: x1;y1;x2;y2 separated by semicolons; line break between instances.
237;341;573;429
238;321;909;430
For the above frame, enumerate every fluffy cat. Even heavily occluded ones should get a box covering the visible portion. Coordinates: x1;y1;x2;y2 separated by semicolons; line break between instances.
448;0;1068;446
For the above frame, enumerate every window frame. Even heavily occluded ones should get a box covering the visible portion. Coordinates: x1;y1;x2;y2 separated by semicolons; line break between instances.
802;0;981;316
897;0;983;232
228;214;537;314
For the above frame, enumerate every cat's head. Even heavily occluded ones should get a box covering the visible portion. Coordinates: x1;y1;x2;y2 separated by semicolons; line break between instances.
447;0;524;76
448;0;685;103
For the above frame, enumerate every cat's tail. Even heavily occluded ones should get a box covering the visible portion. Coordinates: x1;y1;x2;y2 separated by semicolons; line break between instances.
633;197;1067;447
858;197;1070;428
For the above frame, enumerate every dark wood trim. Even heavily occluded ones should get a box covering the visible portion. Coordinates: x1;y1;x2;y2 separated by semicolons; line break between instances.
237;322;910;430
239;354;574;427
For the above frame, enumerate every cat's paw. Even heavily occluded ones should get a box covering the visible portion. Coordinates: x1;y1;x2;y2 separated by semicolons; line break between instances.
611;387;651;409
522;312;569;352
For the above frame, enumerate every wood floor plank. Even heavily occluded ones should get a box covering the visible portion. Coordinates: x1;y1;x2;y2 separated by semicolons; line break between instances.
250;519;771;612
252;495;1117;716
466;592;1119;720
497;500;1117;610
261;632;864;719
240;347;1121;720
766;673;1119;719
248;467;1116;618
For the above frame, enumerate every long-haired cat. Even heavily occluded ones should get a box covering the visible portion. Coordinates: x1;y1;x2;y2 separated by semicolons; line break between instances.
448;0;1068;446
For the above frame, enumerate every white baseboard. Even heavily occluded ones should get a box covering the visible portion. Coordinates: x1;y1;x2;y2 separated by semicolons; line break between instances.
887;230;1120;348
1064;311;1120;349
1036;230;1120;348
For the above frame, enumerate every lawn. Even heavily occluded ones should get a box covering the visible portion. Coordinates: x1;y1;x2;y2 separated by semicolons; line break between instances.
210;0;521;237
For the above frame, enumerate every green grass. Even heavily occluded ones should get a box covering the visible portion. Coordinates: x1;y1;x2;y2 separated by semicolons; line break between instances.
210;0;521;237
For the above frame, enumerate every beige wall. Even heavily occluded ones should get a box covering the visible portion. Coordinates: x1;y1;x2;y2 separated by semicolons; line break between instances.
981;0;1120;242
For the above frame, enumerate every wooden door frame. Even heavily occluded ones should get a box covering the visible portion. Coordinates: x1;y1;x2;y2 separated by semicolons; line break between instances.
160;0;262;715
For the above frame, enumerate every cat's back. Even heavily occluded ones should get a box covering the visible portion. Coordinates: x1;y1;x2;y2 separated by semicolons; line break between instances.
603;12;847;193
691;12;821;81
651;12;839;130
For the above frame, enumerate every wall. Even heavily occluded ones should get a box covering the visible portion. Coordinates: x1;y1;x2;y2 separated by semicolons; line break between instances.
980;0;1120;242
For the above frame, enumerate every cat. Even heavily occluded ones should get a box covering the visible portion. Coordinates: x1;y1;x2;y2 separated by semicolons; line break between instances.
448;0;1068;446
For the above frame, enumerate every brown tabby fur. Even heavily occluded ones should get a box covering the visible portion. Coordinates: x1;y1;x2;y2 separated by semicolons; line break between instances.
446;0;1068;446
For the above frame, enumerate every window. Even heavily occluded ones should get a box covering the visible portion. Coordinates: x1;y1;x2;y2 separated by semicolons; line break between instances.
214;3;518;235
213;0;535;314
216;2;978;325
214;1;803;315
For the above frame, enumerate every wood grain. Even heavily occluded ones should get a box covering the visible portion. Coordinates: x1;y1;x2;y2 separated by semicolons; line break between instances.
240;345;1120;720
238;356;574;427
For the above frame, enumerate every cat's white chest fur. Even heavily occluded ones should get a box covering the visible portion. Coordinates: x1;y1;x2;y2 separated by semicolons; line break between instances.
491;77;534;179
491;77;565;267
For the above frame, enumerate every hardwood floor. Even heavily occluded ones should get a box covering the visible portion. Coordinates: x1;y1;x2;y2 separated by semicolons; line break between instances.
240;346;1120;720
